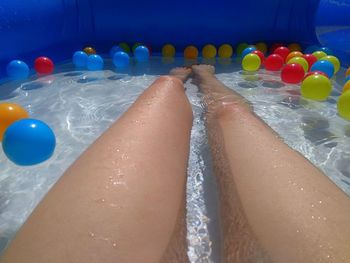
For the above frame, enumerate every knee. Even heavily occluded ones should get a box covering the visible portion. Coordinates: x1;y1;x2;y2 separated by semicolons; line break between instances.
207;100;253;121
154;75;184;89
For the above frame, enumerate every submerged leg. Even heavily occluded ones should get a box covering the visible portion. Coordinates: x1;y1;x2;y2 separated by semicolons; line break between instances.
1;68;193;263
193;65;350;263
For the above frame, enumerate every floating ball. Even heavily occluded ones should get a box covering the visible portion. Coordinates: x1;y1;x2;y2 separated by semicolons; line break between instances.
110;45;123;57
310;60;334;78
301;74;332;101
252;50;264;62
134;45;150;62
342;80;350;93
202;44;217;59
218;44;233;58
304;45;319;54
2;119;56;166
86;55;104;70
346;67;350;77
132;42;142;52
281;63;305;84
287;57;308;72
72;51;88;68
162;44;176;57
274;46;290;61
286;51;303;63
319;47;333;55
242;54;261;71
0;103;29;141
302;54;318;69
236;43;249;56
320;55;340;73
288;43;302;52
264;54;284;71
312;51;327;60
113;51;130;69
6;60;29;80
270;43;284;53
304;71;328;80
184;46;198;59
83;46;96;55
34;57;54;74
119;42;131;53
255;42;268;54
241;46;256;58
337;90;350;120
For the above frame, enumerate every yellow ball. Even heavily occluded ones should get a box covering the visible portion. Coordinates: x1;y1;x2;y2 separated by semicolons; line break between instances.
218;44;233;58
255;42;267;54
346;67;350;77
119;42;130;53
286;51;303;63
83;46;96;55
242;54;261;72
288;43;302;52
301;75;332;101
343;80;350;93
337;90;350;120
202;44;217;59
287;57;309;72
312;51;327;60
162;44;176;57
184;46;198;59
320;55;340;73
0;103;29;141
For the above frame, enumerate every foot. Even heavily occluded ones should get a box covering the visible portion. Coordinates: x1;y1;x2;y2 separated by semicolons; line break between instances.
169;67;192;83
192;64;215;77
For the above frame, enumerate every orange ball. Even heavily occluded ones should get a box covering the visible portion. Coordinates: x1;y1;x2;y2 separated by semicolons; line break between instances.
343;80;350;93
83;46;96;55
0;103;29;141
184;46;198;59
288;43;302;52
285;51;303;63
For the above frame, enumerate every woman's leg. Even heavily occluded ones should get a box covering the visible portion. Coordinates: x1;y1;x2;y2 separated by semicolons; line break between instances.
193;65;350;263
1;69;193;263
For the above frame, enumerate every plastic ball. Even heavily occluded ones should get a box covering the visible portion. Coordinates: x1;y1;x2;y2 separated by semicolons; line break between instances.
310;60;334;78
346;67;350;77
34;57;54;74
304;45;319;54
113;51;130;69
241;46;256;58
346;75;350;82
252;50;264;62
312;51;327;60
119;42;131;53
110;45;123;57
301;74;332;101
0;103;29;141
255;42;268;54
86;55;104;70
83;47;96;55
281;63;305;84
72;51;88;67
242;54;261;71
342;80;350;93
202;44;217;59
302;54;318;69
270;43;284;53
162;44;176;57
132;42;142;52
236;43;249;56
320;55;340;73
2;119;56;166
6;60;30;79
264;54;284;71
304;71;328;80
337;90;350;120
319;47;333;55
288;43;302;52
274;46;290;61
287;57;308;72
218;44;233;58
286;51;303;63
134;45;150;62
184;46;198;59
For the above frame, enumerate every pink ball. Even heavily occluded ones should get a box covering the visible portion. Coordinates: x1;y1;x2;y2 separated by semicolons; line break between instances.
264;54;284;71
281;63;305;84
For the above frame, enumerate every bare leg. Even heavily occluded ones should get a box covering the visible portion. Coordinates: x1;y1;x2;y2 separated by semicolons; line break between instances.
1;68;193;263
193;65;350;263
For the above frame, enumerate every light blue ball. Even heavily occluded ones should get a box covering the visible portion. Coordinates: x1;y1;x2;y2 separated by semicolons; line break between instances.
73;51;88;67
110;46;123;58
134;45;150;62
2;119;56;166
304;45;319;54
241;46;256;58
319;47;333;55
113;51;130;69
87;55;104;70
310;60;335;78
6;60;29;79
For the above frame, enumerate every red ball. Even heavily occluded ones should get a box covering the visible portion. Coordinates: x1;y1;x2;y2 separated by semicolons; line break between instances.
274;46;290;61
264;54;284;71
34;57;54;74
252;50;264;62
281;63;305;84
269;43;284;53
301;54;317;70
303;70;328;80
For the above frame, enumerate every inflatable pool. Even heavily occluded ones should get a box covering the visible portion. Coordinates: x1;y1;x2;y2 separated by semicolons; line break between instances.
0;0;350;262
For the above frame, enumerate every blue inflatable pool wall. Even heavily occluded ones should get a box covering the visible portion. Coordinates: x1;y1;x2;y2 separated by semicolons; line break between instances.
0;0;349;77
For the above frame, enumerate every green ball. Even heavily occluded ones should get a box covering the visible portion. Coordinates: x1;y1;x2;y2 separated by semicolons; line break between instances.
119;42;130;53
237;43;249;56
337;90;350;120
132;42;142;52
242;54;261;71
301;75;332;101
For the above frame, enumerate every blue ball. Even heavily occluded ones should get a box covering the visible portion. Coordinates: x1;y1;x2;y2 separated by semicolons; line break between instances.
310;60;335;78
346;75;350;82
304;45;319;54
110;46;123;58
6;60;29;79
134;45;150;62
113;51;130;69
73;51;88;68
241;46;256;58
319;47;333;55
87;55;104;70
2;119;56;166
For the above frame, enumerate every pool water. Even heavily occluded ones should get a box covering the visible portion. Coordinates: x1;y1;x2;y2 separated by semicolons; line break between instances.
0;57;350;262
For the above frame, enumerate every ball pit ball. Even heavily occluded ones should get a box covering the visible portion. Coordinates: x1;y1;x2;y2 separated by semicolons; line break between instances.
286;51;303;63
281;63;305;84
346;67;350;77
236;43;249;56
132;42;142;52
2;118;56;166
255;42;267;54
113;51;130;69
72;51;88;68
252;50;264;62
319;47;333;55
0;103;29;141
241;46;256;58
302;54;318;69
6;60;29;79
320;55;340;73
310;60;334;78
301;74;332;101
34;57;54;74
162;44;176;57
287;57;308;72
218;44;233;58
274;46;290;61
312;51;327;60
346;75;350;82
343;80;350;93
119;42;131;53
202;44;217;59
242;54;261;72
269;43;284;53
87;54;104;70
337;90;350;120
264;54;284;71
304;71;328;80
288;43;302;52
110;45;123;58
134;45;150;62
184;46;199;59
83;46;96;55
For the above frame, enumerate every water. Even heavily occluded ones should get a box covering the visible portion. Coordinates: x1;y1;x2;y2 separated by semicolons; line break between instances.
0;57;350;262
